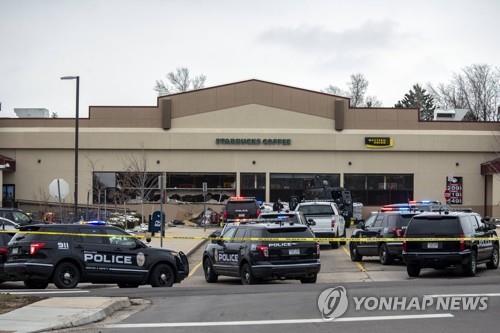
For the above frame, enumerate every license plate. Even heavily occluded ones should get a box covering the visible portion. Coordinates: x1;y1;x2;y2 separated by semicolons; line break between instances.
11;247;19;254
238;214;245;217
289;249;300;255
426;242;439;249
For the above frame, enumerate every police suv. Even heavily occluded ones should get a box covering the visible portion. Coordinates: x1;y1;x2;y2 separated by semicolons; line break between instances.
203;221;320;284
4;224;189;289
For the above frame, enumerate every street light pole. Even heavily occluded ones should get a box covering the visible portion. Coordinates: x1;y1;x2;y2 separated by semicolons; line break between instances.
61;76;80;222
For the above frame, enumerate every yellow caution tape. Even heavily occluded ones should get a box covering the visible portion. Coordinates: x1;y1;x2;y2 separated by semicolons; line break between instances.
0;230;498;242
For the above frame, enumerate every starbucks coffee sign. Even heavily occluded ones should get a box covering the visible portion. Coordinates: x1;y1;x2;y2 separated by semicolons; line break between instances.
216;138;292;145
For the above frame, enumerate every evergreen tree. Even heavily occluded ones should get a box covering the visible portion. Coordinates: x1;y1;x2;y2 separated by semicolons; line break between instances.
395;84;436;120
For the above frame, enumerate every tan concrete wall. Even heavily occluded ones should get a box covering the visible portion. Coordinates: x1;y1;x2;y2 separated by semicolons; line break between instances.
171;104;335;129
492;176;500;217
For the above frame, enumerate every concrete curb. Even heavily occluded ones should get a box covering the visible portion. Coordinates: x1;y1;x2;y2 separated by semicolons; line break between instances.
0;297;130;333
38;297;131;332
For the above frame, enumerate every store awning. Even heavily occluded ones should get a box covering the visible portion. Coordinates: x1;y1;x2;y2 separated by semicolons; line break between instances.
0;154;15;172
481;157;500;175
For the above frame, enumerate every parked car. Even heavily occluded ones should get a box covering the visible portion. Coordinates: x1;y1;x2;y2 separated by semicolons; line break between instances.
349;211;419;264
295;201;346;248
0;208;36;226
0;232;14;284
223;197;260;223
403;212;499;277
258;211;307;225
0;216;21;231
202;221;320;284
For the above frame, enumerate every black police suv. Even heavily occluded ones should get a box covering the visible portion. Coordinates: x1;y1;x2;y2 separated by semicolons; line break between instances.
4;224;189;289
403;212;499;277
349;211;418;265
223;197;260;222
0;232;14;284
203;221;320;284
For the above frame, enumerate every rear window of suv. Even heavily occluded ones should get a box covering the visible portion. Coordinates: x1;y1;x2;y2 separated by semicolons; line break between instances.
226;201;257;212
297;205;334;215
406;216;462;236
252;227;314;239
10;226;66;242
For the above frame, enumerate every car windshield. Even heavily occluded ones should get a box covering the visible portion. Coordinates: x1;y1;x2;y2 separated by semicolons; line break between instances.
12;211;31;224
297;205;334;215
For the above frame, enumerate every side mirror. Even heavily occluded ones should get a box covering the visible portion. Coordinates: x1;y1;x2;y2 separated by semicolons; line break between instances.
358;221;365;230
210;230;221;243
307;219;316;226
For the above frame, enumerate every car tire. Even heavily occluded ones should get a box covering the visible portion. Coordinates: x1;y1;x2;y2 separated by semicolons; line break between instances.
486;246;499;269
150;263;175;287
53;262;80;289
117;283;140;288
24;279;49;289
350;244;362;262
407;263;420;277
379;244;393;265
463;251;477;277
300;274;317;284
203;257;218;283
240;263;258;285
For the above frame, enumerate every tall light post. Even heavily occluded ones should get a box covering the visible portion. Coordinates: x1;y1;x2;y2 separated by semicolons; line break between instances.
61;75;80;221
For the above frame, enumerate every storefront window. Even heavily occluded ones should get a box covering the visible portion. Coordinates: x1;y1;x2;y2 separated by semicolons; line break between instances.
270;173;340;203
344;174;414;206
240;173;266;202
166;173;236;202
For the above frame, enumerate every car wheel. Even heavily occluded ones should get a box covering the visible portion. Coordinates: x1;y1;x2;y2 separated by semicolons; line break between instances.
24;279;49;289
240;263;257;285
407;263;420;277
150;263;175;287
350;244;362;262
486;246;499;269
203;257;218;283
463;251;477;276
117;283;140;288
379;244;393;265
53;262;80;289
300;274;317;284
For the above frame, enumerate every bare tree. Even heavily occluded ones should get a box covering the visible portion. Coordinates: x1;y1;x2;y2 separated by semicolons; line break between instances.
429;64;500;121
348;73;369;107
154;67;207;96
323;85;347;96
120;149;160;223
324;73;382;107
365;95;383;108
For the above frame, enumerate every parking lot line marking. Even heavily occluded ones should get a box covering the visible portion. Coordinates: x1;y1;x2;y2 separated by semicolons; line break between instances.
341;246;367;272
188;261;203;278
427;293;500;298
0;290;90;295
105;313;454;328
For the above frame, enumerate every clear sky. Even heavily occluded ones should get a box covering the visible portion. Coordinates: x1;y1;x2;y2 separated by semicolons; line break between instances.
1;0;499;117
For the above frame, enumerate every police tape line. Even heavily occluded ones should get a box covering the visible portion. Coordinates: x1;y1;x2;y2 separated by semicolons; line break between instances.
0;230;498;242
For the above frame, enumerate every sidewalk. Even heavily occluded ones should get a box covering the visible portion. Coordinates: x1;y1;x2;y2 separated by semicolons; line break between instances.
146;226;215;256
0;297;130;333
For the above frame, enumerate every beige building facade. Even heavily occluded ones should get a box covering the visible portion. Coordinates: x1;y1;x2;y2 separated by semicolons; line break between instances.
0;79;499;217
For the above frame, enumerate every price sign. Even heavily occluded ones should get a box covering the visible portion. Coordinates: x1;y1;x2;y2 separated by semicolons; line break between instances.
446;176;463;205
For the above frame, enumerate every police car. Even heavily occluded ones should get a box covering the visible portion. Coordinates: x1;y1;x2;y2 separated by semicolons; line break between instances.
4;224;189;289
202;221;320;284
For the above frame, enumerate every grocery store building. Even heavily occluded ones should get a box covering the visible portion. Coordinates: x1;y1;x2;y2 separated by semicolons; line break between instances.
0;79;499;217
